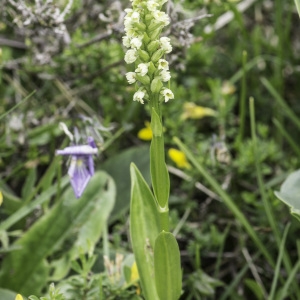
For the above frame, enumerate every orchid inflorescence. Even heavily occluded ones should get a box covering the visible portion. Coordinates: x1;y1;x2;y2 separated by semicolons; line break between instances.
123;0;174;104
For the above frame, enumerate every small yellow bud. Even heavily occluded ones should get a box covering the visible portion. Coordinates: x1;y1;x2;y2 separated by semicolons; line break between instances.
168;148;191;169
130;262;141;295
15;294;23;300
0;190;3;206
137;122;152;141
180;102;217;120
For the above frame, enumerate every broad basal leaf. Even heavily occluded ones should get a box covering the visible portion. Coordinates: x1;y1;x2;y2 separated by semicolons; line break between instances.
0;171;115;295
130;163;160;300
154;231;182;300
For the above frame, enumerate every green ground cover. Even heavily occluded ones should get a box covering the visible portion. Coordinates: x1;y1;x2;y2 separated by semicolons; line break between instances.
1;0;300;299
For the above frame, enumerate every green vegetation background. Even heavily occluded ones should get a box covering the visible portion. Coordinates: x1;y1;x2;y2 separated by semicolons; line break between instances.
1;0;300;299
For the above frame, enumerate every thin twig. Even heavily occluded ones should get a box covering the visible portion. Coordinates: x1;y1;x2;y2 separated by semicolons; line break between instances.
77;31;114;49
171;13;212;27
173;207;191;237
242;247;268;299
204;0;258;34
0;37;26;49
167;165;221;201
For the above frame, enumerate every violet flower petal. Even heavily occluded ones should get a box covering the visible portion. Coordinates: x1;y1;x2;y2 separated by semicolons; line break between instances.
56;145;97;156
68;156;91;198
56;137;97;198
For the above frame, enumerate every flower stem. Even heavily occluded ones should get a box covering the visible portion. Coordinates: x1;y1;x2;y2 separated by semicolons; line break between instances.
159;209;169;232
150;95;170;233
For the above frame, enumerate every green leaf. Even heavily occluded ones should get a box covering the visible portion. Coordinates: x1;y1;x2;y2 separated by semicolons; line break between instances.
70;175;115;259
154;231;182;300
124;265;132;284
150;108;163;138
130;163;160;300
101;145;150;222
275;169;300;208
0;288;19;300
294;0;300;18
275;169;300;218
0;171;115;295
21;167;37;199
0;177;69;232
244;278;264;300
150;109;170;208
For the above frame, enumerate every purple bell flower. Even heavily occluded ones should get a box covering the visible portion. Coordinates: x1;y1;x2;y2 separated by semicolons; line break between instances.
56;137;98;198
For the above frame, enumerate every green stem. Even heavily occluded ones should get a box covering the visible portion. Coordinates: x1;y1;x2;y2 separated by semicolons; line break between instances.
273;118;300;157
103;223;109;258
159;209;169;232
268;223;290;300
261;77;300;131
150;93;170;232
236;50;247;147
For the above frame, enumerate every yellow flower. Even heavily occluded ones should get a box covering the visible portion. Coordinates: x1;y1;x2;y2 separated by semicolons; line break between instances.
180;102;217;120
130;262;140;295
137;121;152;141
168;148;191;169
130;261;139;282
0;191;2;206
15;294;23;300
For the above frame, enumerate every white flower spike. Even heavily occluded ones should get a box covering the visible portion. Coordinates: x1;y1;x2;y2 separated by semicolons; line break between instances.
124;49;138;64
126;72;137;84
160;70;171;82
161;88;174;102
135;63;149;76
133;89;146;104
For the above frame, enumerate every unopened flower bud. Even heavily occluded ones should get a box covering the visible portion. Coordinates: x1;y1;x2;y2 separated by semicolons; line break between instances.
150;27;162;40
145;13;153;24
136;74;151;85
148;20;162;32
151;77;163;93
139;50;150;62
147;40;159;53
133;22;146;31
151;49;164;63
148;61;156;76
143;32;151;44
